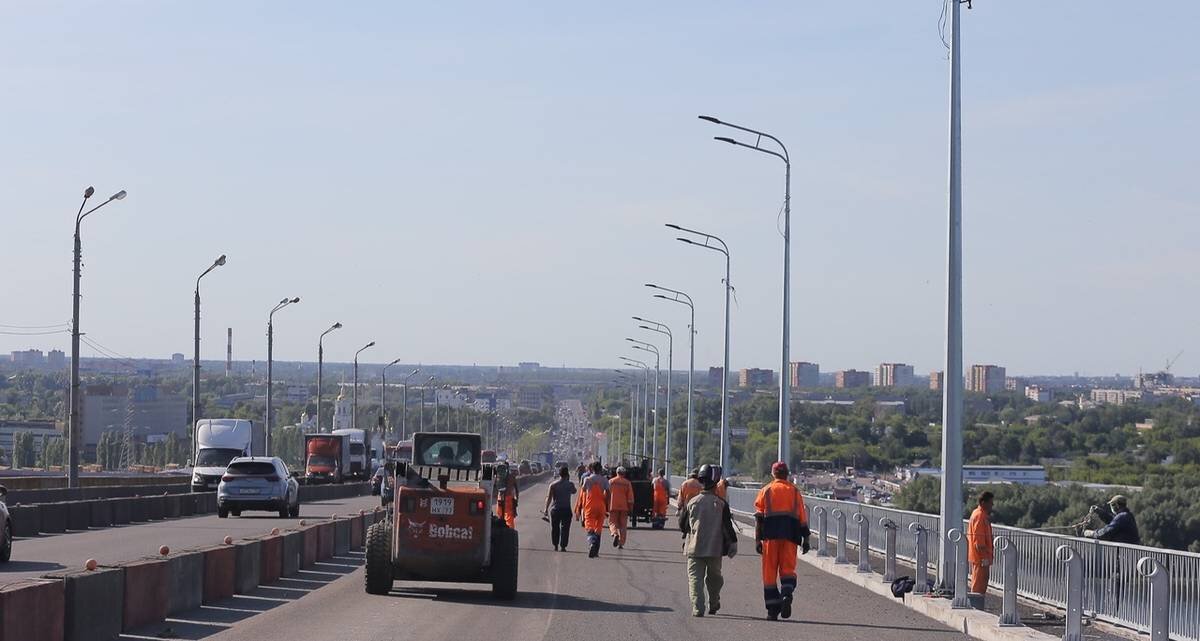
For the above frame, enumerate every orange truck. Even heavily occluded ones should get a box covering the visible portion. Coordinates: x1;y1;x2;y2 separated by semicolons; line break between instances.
304;434;349;484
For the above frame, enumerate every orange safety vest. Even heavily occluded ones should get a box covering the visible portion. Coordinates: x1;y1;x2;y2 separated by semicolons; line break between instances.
678;478;702;507
968;506;994;563
609;476;634;512
754;479;807;541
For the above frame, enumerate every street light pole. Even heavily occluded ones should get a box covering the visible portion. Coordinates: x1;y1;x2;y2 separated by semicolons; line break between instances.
628;339;660;461
68;187;126;487
698;114;793;468
668;223;732;471
266;297;300;456
192;254;227;466
381;358;402;440
938;0;968;591
634;317;672;470
648;284;695;472
400;369;420;441
352;341;375;432
621;357;650;458
317;323;342;434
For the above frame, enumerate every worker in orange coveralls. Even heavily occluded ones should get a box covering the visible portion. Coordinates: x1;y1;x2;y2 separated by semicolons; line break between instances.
575;462;610;558
968;490;995;595
651;468;671;525
678;468;702;510
494;461;519;529
608;466;635;549
754;462;809;621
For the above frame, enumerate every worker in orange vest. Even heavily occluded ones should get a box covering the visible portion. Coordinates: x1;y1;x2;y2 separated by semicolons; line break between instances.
678;468;703;512
575;462;609;558
967;491;995;595
651;468;671;526
608;466;635;549
494;461;520;529
754;462;808;621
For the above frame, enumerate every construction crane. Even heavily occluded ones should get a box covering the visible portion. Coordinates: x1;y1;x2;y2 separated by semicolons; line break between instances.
1165;350;1184;372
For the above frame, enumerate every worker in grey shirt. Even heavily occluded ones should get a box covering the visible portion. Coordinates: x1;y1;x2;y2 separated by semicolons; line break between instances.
543;466;577;551
679;464;737;617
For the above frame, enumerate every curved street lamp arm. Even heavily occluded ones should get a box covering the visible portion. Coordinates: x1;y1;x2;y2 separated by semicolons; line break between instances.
699;115;789;163
666;224;730;254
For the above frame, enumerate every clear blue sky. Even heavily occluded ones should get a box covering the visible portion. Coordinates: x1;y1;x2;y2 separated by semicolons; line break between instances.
2;2;1196;376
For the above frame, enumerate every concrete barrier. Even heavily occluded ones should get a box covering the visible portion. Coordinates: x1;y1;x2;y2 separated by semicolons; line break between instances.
39;501;68;534
334;518;351;555
8;504;40;537
202;545;236;604
317;522;335;560
259;535;282;585
163;494;182;518
64;501;89;531
350;514;363;550
281;530;302;577
301;526;318;568
165;550;204;615
178;493;195;517
143;495;165;521
57;566;124;641
121;558;168;631
127;496;148;523
0;578;64;641
233;539;261;594
108;498;131;525
87;500;112;529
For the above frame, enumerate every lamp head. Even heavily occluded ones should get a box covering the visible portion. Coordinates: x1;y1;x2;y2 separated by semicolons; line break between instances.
365;341;376;348
664;223;681;231
278;297;291;305
698;115;722;124
214;254;227;267
411;368;420;375
332;322;342;330
290;297;300;303
84;186;95;198
112;190;127;201
714;136;737;145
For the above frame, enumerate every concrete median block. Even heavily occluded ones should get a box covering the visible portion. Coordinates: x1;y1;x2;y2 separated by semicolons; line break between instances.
301;526;318;568
163;494;182;519
39;501;68;534
66;501;90;531
8;505;40;537
281;530;302;577
58;566;124;641
233;539;261;594
121;558;167;631
165;550;204;615
350;514;363;550
202;545;235;604
333;518;351;555
88;500;112;529
258;535;282;585
127;496;148;522
0;578;64;641
203;492;218;513
108;498;131;525
178;493;195;517
317;521;335;560
143;495;165;521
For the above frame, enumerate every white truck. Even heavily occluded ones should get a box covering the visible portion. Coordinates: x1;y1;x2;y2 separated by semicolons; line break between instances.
331;428;369;479
191;419;260;492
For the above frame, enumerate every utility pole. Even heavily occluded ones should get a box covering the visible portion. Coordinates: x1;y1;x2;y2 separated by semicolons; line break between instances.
938;0;969;592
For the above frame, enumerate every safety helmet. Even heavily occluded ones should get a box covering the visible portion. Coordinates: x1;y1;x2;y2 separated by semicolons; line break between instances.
616;466;627;475
697;464;721;489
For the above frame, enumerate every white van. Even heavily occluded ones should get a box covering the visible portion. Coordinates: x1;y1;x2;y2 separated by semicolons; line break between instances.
331;428;368;479
192;419;255;492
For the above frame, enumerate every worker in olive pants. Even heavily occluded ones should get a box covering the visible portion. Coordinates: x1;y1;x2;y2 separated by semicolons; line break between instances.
679;464;737;617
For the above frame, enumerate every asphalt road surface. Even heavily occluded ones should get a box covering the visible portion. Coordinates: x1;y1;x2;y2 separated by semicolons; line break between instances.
2;494;382;582
196;483;964;641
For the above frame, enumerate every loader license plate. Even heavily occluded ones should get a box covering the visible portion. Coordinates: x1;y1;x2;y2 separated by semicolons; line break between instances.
430;497;455;515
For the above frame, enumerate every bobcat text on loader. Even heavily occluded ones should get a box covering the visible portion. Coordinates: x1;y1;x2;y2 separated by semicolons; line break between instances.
364;431;519;599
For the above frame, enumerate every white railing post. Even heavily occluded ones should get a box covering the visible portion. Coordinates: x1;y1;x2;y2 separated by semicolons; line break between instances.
881;518;898;582
948;528;971;609
1056;545;1083;641
910;522;930;595
814;506;829;557
994;535;1021;627
853;512;872;573
1137;557;1170;641
833;508;849;564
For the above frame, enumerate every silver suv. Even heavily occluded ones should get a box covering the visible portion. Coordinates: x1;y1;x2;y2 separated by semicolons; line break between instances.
217;457;299;518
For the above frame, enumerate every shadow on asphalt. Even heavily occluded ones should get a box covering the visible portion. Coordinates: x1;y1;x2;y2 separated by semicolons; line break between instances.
118;552;364;641
387;587;673;614
709;612;959;634
0;559;66;574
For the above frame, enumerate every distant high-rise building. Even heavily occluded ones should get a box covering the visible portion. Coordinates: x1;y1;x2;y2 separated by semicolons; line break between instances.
789;362;819;389
930;371;945;391
875;363;915;387
708;367;724;388
518;362;541;371
967;364;1007;394
738;368;773;388
835;370;871;389
1025;385;1053;403
1005;377;1025;391
77;384;188;459
47;349;66;369
171;353;185;363
9;349;45;366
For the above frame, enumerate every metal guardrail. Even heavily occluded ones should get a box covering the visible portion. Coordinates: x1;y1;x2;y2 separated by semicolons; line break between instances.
669;477;1199;641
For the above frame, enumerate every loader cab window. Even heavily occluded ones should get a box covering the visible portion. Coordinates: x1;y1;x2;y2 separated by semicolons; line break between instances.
414;436;479;470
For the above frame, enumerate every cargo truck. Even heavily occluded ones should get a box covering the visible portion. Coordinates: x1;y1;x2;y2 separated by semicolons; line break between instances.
331;428;369;479
304;433;351;483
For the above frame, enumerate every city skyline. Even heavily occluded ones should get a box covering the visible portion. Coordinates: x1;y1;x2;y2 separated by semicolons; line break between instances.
2;2;1197;376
